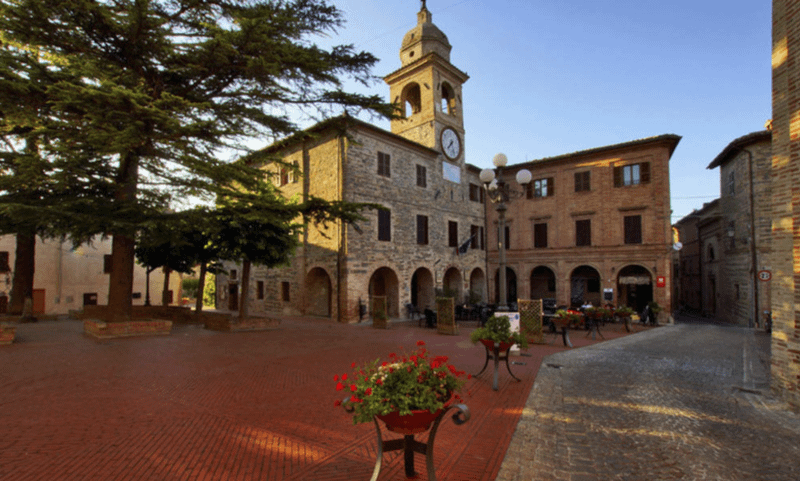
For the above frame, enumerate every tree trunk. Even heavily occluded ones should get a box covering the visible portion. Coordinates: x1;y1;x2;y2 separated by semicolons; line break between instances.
107;234;135;322
238;260;251;320
195;262;207;316
106;151;139;322
9;231;36;322
162;267;171;306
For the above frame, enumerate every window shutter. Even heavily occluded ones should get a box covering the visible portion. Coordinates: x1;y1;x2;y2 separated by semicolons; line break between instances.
448;221;458;247
548;177;555;196
640;162;651;184
614;166;623;187
378;210;391;241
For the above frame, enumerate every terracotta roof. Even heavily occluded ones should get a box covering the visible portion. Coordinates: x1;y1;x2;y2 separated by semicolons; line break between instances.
706;130;771;169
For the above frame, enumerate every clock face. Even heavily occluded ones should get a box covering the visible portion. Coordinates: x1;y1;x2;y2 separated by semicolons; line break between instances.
441;128;461;160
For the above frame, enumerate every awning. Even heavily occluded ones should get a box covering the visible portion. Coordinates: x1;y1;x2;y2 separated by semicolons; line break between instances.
619;276;652;285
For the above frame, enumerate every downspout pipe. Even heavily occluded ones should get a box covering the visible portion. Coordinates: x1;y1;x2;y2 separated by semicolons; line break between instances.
743;147;759;328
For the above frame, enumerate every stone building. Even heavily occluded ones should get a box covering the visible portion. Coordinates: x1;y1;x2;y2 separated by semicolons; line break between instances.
484;136;680;317
219;4;680;324
674;199;720;316
217;6;487;323
703;130;773;326
770;0;800;410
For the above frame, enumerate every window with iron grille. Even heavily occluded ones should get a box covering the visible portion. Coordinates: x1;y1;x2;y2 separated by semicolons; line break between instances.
416;164;427;188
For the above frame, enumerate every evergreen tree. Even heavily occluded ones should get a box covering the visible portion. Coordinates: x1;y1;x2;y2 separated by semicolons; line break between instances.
0;0;393;321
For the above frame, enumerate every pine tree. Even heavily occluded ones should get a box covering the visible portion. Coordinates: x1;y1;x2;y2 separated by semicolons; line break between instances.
0;0;394;321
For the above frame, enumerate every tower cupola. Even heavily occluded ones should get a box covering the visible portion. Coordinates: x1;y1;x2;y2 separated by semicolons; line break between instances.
400;5;452;66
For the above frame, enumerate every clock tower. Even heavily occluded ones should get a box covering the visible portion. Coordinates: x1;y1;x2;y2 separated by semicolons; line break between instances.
384;4;469;163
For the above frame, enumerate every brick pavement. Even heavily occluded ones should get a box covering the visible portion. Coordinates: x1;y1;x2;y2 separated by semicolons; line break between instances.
0;316;640;481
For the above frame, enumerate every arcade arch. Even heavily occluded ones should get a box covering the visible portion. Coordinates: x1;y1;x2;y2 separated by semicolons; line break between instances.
570;265;601;307
369;267;400;318
304;267;331;317
617;265;653;313
530;266;556;301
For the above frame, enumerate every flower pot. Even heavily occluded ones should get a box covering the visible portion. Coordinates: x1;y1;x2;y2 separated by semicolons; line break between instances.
377;408;444;435
479;339;515;351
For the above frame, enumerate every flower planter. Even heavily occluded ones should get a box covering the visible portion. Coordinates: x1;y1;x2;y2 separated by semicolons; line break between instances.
0;324;16;345
479;339;515;352
377;407;444;435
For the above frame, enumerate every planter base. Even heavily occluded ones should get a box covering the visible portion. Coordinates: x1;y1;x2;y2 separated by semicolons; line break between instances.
0;325;17;345
84;319;172;339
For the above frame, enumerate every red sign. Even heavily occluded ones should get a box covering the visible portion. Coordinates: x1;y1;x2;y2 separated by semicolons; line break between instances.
656;276;666;288
758;270;772;282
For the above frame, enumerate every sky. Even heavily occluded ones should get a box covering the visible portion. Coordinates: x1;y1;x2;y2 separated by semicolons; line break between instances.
302;0;772;224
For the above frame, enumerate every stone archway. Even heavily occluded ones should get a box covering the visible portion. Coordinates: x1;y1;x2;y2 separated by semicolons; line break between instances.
468;268;486;304
369;267;400;318
570;265;601;307
494;267;517;306
411;268;435;311
530;266;556;301
304;267;332;317
443;267;462;302
617;265;653;313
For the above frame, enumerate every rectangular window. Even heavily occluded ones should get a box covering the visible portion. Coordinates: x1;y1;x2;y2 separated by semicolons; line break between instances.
377;152;391;177
104;254;113;274
448;221;458;247
614;162;651;187
378;209;391;241
527;177;554;198
281;282;290;302
470;224;484;250
504;225;511;249
574;171;591;192
624;215;642;244
257;281;264;300
576;219;591;246
727;171;735;195
534;223;548;248
0;252;8;273
417;215;428;245
290;161;299;184
469;183;483;202
416;164;427;187
279;167;289;186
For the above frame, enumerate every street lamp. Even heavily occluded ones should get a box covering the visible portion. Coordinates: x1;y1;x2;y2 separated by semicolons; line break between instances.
481;153;531;311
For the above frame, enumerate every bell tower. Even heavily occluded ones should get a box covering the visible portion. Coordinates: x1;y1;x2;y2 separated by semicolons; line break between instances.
384;3;469;163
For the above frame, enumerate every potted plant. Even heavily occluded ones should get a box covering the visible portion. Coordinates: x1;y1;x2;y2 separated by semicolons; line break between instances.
614;306;635;331
469;314;529;350
646;301;662;325
335;340;468;433
552;309;583;330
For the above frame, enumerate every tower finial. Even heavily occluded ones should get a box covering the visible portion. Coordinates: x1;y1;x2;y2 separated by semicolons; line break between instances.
421;0;427;11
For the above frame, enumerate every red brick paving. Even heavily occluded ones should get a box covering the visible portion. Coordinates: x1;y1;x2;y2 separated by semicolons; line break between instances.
0;317;645;480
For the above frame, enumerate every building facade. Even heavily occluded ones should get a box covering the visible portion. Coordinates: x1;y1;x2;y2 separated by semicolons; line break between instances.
703;131;773;326
218;5;679;324
217;6;487;323
770;0;800;410
484;137;679;317
0;235;182;316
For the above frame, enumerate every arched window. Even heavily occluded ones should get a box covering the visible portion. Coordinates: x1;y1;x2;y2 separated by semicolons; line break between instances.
707;244;715;261
402;83;421;117
440;82;455;115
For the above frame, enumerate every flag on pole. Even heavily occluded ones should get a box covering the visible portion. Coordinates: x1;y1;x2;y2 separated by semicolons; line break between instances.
457;234;476;255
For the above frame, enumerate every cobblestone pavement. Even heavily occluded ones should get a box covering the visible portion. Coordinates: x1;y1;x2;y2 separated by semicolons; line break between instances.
0;315;637;481
497;318;800;481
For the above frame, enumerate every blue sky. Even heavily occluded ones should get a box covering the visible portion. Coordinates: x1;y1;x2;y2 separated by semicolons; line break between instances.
307;0;772;223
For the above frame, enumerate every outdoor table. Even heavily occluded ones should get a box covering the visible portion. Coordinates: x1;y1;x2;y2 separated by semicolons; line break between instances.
474;340;521;390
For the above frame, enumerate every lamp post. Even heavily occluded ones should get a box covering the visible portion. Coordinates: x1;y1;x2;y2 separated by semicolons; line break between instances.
480;153;532;311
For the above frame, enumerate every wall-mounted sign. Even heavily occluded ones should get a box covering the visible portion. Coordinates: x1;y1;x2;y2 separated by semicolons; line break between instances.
656;276;666;288
758;270;772;282
442;161;461;184
603;288;614;302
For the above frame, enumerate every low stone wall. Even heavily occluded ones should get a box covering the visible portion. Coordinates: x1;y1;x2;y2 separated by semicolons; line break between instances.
83;319;173;339
78;305;199;323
